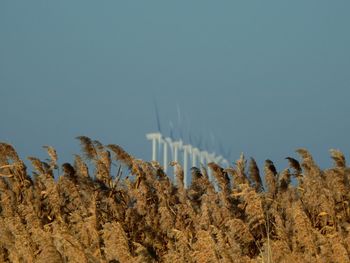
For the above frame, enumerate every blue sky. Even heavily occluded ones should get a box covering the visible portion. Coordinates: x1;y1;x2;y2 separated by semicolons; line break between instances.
1;1;350;170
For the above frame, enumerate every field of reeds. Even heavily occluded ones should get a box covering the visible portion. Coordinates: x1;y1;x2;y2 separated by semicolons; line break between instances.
0;136;349;263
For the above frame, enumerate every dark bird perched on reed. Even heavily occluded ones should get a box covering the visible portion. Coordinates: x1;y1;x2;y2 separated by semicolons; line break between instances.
265;159;277;176
62;163;75;178
191;167;203;181
264;159;278;196
285;157;302;175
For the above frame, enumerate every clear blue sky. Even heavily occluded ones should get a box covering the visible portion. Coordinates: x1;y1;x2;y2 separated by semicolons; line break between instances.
1;1;350;170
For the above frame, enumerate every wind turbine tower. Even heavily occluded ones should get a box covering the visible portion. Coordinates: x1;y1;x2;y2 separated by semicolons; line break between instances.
146;132;162;161
162;137;172;173
192;147;200;168
182;144;192;188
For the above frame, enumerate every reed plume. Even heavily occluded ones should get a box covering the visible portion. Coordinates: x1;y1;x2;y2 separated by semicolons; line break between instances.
76;136;98;160
0;139;349;262
107;144;133;169
248;157;263;192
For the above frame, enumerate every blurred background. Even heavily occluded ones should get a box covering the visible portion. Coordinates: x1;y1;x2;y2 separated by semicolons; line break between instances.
1;1;350;170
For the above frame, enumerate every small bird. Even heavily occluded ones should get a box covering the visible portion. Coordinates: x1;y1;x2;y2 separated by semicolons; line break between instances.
285;157;302;174
62;163;75;178
265;159;277;176
190;167;203;181
264;159;278;196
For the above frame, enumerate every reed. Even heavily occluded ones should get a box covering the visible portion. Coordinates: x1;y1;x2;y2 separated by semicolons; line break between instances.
0;137;349;262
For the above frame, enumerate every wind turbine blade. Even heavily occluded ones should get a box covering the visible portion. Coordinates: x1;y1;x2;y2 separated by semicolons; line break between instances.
153;99;162;133
153;100;162;158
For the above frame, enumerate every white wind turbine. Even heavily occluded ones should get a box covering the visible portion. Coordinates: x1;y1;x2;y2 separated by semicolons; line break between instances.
207;152;216;182
191;147;200;168
146;132;162;161
172;140;182;163
166;137;183;184
146;100;164;162
166;135;183;164
166;122;183;179
182;144;192;189
163;136;175;173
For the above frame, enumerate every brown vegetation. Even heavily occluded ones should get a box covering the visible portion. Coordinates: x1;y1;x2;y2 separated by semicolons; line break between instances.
0;138;350;262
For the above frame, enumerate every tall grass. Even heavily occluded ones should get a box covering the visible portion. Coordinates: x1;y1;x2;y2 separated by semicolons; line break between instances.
0;138;349;262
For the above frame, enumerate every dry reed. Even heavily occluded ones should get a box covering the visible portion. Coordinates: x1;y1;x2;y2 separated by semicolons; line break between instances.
0;137;349;262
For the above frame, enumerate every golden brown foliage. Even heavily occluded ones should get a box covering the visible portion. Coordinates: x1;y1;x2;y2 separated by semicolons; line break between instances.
0;137;350;262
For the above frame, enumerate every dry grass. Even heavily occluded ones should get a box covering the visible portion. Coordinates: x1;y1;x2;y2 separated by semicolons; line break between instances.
0;138;350;263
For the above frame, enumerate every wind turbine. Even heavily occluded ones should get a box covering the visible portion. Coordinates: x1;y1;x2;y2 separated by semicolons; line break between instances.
174;103;190;186
182;144;192;188
166;122;183;164
162;137;169;173
207;152;216;183
191;147;200;168
166;121;177;167
172;140;182;163
166;137;183;183
146;100;163;162
146;133;162;161
166;121;181;177
166;128;183;182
